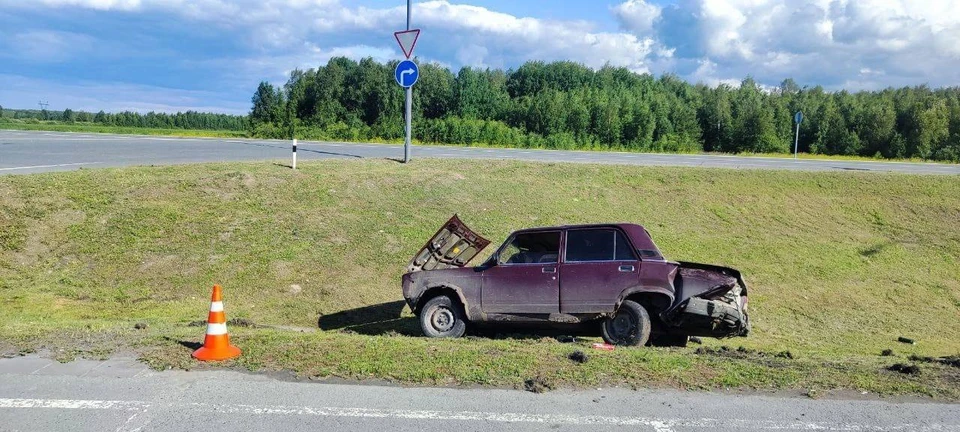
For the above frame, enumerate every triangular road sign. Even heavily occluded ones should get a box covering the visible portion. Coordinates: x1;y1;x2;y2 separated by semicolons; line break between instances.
394;29;421;59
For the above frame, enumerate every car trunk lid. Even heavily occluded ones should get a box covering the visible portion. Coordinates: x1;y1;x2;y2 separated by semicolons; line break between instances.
663;261;750;337
406;214;491;273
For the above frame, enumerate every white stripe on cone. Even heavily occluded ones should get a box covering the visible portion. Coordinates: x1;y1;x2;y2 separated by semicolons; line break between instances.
209;301;224;312
206;323;228;335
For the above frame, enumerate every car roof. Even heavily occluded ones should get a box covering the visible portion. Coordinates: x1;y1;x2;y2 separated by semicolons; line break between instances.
509;222;646;234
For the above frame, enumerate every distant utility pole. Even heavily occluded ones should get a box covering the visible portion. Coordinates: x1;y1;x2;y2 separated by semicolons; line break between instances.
38;101;49;120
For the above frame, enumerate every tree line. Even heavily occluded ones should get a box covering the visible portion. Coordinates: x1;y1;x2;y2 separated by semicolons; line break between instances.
1;108;247;131
249;57;960;161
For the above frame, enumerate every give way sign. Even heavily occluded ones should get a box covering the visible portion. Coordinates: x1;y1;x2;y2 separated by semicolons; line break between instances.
394;29;421;59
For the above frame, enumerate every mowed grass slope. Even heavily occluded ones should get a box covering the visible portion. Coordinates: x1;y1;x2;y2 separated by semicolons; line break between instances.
1;160;958;397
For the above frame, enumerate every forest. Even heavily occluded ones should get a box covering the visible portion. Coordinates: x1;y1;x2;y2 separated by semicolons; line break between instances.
249;57;960;161
0;107;246;131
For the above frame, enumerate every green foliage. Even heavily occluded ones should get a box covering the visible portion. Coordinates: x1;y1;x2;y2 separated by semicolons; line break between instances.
251;57;960;162
5;107;245;130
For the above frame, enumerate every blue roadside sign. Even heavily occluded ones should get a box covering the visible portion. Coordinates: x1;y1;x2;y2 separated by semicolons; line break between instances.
795;111;803;124
395;60;419;88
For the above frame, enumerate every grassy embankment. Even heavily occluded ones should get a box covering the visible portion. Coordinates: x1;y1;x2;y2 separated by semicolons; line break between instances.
1;159;958;398
2;119;953;164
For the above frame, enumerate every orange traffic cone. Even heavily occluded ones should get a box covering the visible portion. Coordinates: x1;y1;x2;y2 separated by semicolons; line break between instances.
192;284;241;361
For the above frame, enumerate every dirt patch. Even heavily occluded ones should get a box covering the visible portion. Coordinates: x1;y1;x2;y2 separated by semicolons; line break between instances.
186;318;257;328
888;364;921;375
695;346;794;360
523;376;554;393
909;355;960;369
567;350;589;364
139;254;179;271
14;209;86;266
272;261;293;279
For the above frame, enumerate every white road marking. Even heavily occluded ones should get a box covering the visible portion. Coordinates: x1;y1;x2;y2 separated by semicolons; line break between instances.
0;398;948;431
0;162;102;171
0;399;146;410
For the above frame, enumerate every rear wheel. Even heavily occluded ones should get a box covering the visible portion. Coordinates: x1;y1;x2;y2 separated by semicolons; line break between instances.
601;300;651;346
419;295;467;338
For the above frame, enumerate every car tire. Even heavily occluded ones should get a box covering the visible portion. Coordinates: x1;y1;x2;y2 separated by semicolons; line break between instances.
601;300;651;346
419;295;467;338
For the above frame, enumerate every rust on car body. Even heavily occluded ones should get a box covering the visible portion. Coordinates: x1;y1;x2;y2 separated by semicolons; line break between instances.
402;214;750;345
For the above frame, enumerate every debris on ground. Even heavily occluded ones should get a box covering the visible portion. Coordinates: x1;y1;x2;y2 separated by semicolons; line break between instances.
909;355;960;369
881;349;894;356
568;351;589;364
187;320;206;327
523;376;554;393
556;335;576;343
688;336;703;345
592;343;615;351
897;336;916;345
887;363;921;375
134;322;148;330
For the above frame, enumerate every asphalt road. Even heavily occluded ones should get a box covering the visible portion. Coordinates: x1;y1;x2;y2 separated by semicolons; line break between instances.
3;130;959;175
1;355;957;432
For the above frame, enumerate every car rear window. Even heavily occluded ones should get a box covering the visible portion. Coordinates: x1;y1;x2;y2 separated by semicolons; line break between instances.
566;229;637;262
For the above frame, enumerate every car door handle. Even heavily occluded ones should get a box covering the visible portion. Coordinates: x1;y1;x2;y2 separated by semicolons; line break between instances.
619;265;635;272
542;267;556;274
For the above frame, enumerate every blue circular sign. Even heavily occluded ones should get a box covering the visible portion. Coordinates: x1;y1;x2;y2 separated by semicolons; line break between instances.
795;111;803;124
395;60;419;88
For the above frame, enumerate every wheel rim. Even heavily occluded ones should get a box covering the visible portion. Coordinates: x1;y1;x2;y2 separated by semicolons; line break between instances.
609;312;636;339
430;307;455;332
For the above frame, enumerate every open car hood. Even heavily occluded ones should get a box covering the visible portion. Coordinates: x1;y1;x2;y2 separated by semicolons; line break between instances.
406;214;491;273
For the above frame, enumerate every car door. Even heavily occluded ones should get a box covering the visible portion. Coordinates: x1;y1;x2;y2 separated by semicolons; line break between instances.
481;230;561;314
559;228;640;313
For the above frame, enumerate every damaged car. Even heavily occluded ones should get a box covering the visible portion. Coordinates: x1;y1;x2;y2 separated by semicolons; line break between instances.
402;215;750;346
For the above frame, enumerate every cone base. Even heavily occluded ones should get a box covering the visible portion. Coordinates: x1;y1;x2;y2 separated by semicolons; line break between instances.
192;344;241;361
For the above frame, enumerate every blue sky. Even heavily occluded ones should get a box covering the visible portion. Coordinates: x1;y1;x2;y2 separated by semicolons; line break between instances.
1;1;958;115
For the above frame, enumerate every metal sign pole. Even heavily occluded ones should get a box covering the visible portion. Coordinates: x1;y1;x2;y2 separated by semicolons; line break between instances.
403;0;412;163
794;123;800;160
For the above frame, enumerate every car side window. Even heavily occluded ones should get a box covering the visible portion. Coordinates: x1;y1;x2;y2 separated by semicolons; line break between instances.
566;229;637;262
614;230;637;260
497;231;561;265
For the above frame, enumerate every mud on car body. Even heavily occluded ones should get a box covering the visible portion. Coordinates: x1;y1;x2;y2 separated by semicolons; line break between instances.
401;215;750;346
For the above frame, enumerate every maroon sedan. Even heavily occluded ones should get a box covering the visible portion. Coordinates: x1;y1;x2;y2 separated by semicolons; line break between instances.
402;215;750;346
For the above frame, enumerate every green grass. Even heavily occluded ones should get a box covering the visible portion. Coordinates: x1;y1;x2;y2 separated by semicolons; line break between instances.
0;120;245;138
1;160;958;398
3;119;955;164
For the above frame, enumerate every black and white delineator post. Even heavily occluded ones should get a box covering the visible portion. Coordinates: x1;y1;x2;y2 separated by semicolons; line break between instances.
794;111;803;160
292;138;297;170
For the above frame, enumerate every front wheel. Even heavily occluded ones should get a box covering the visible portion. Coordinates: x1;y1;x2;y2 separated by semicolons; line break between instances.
601;300;651;346
419;295;467;338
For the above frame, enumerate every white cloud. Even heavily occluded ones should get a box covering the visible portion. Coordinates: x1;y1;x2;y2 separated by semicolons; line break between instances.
18;0;660;73
617;0;960;89
34;0;142;10
613;0;661;36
